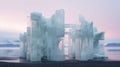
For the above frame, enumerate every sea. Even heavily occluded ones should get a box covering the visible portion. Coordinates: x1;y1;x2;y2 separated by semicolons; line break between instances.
0;43;120;62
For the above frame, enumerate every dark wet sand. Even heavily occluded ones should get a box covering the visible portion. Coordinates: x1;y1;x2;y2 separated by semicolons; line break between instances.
0;58;120;67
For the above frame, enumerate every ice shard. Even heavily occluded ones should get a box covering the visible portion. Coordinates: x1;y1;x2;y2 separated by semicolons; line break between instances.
48;9;65;61
20;32;27;59
93;27;106;59
30;12;46;61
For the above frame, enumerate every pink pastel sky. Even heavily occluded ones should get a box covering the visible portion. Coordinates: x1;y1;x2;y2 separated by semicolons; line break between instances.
0;0;120;43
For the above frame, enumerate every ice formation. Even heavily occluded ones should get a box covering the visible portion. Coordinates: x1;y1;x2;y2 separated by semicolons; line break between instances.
20;9;65;61
20;9;106;61
68;16;105;60
68;16;94;60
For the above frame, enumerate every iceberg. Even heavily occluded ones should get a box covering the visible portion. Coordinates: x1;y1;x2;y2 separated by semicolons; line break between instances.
20;9;106;61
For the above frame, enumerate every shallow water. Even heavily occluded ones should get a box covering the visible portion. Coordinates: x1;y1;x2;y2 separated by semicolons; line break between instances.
0;47;120;62
104;47;120;61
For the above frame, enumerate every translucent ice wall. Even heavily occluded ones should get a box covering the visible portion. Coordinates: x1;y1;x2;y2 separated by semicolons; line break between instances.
69;16;105;60
20;9;65;61
47;9;65;61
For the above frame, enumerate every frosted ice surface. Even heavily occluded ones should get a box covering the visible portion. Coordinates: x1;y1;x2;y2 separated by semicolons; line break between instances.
20;9;105;61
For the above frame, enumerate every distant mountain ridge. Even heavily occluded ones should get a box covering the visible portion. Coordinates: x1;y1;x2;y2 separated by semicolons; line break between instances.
0;40;20;47
105;43;120;47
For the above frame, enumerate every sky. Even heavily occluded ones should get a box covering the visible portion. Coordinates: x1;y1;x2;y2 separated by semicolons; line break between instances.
0;0;120;43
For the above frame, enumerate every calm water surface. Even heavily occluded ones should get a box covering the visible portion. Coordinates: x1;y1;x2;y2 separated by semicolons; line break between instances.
0;47;120;62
